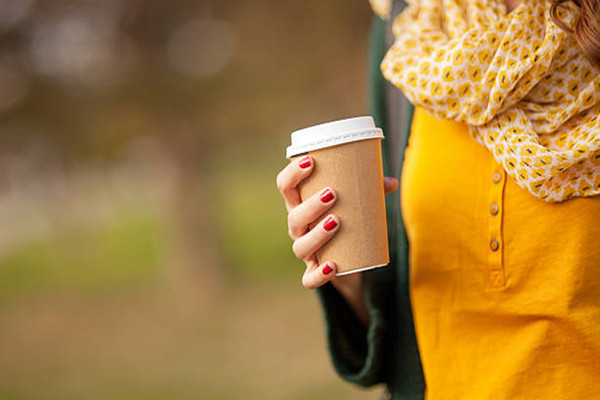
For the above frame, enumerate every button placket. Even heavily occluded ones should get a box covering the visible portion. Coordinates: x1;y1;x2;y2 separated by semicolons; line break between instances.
487;166;506;290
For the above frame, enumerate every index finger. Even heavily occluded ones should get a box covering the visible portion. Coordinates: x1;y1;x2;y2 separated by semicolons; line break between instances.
276;155;313;212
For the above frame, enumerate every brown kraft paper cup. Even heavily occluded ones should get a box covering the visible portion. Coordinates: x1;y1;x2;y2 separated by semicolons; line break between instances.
286;117;389;276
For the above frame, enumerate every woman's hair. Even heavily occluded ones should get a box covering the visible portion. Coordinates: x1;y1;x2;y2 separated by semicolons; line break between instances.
550;0;600;68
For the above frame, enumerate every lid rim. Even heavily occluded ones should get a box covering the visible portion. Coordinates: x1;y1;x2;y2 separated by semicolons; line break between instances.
291;116;375;140
286;128;383;158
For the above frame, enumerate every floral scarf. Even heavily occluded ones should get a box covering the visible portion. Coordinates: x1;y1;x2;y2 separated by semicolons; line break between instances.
370;0;600;201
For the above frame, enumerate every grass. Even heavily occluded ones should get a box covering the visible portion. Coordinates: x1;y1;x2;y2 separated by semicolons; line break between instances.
0;212;164;300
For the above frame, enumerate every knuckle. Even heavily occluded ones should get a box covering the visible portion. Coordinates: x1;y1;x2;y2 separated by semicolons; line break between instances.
287;226;296;240
302;274;316;290
287;212;297;232
275;172;286;193
292;240;305;259
287;212;304;237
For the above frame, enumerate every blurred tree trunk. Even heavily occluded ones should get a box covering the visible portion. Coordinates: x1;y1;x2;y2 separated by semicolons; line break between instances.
163;119;225;303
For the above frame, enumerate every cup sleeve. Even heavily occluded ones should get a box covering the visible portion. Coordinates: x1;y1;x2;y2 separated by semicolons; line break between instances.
315;265;395;387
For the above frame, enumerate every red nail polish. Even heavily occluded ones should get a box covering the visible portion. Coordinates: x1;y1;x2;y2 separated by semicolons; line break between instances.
323;217;337;231
320;189;334;203
322;265;333;275
299;157;311;169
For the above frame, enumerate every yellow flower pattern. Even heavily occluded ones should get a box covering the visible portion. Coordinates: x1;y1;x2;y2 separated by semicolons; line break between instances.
371;0;600;202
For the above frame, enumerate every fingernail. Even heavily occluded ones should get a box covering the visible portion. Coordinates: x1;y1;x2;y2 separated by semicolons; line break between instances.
320;189;334;203
323;216;337;231
322;264;333;275
299;156;311;169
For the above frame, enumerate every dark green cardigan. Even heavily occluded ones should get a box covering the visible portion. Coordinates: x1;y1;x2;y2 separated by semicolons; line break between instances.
315;14;427;400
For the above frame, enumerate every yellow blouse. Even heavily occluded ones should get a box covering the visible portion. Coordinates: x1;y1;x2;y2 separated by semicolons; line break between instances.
400;106;600;399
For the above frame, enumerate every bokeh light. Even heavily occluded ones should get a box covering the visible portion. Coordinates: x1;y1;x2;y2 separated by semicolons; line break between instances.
0;0;34;31
29;3;124;87
167;19;235;79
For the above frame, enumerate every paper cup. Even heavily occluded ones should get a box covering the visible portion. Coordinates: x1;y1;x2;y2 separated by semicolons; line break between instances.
286;116;389;276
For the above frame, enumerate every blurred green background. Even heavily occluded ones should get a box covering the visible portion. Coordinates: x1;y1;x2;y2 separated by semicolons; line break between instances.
0;0;382;399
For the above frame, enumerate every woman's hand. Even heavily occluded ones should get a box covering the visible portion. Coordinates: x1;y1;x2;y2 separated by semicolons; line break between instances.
276;155;399;290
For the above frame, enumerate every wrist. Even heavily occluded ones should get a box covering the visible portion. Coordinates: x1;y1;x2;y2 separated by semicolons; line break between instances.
331;274;371;327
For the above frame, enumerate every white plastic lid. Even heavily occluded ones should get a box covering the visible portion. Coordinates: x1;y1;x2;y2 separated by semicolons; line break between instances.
286;116;384;158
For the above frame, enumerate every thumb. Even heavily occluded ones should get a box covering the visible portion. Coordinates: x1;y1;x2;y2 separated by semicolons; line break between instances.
383;177;399;194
